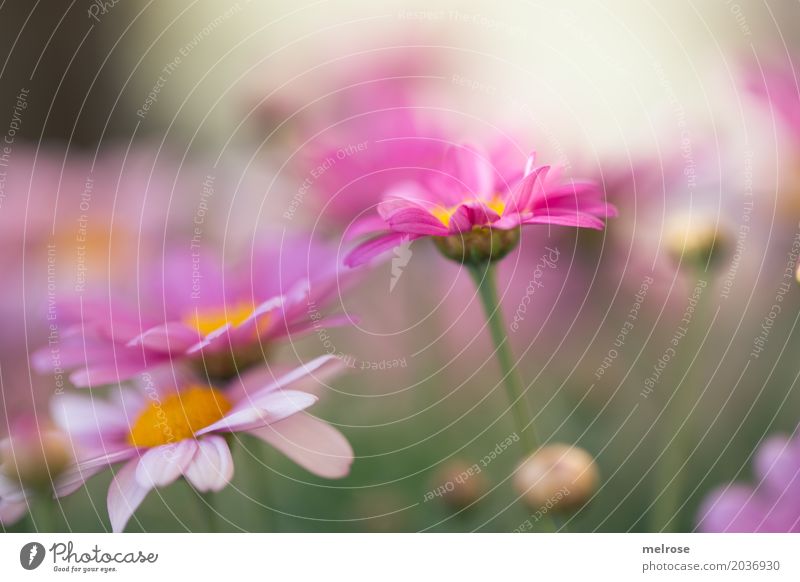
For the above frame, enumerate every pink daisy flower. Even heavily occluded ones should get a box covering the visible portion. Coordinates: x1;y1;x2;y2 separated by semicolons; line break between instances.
50;354;353;532
344;143;617;267
33;234;350;387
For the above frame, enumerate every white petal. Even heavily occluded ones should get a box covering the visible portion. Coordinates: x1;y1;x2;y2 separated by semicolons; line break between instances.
107;459;150;533
249;412;354;479
184;436;234;492
135;440;197;488
0;499;28;525
0;473;26;503
247;389;319;417
55;448;138;497
196;390;317;435
50;392;128;437
244;354;340;400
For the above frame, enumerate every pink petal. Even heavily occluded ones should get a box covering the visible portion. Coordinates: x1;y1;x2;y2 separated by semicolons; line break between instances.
108;458;151;533
32;339;121;373
241;293;293;328
444;143;494;198
378;182;436;216
461;199;502;225
522;212;606;230
185;323;233;354
536;180;599;204
533;183;616;218
384;207;450;235
70;358;166;388
491;212;527;230
135;440;197;488
184;436;234;492
126;323;200;353
249;412;354;478
344;215;390;242
509;164;550;211
446;205;477;233
344;232;420;268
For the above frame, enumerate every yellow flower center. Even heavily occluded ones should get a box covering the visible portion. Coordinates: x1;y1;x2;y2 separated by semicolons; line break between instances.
431;197;506;227
184;302;255;336
128;386;233;448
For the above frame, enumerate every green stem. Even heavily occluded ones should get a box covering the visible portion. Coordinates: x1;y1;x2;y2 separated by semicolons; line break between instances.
651;273;711;532
468;263;539;454
29;493;57;533
236;435;275;532
257;440;277;532
467;263;558;533
197;491;219;532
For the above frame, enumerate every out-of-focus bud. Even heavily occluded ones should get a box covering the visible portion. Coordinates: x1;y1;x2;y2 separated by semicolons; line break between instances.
433;227;520;265
665;214;729;270
513;444;599;512
428;459;489;510
0;415;72;491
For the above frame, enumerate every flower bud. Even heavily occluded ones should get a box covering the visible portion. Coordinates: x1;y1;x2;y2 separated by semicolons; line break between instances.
433;227;520;265
665;215;728;270
430;459;488;510
0;415;72;491
513;444;599;512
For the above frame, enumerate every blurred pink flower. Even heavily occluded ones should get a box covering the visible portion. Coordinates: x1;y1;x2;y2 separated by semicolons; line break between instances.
745;62;800;141
50;354;353;532
0;145;191;416
256;44;457;226
33;234;350;387
697;430;800;532
345;143;616;267
302;108;449;226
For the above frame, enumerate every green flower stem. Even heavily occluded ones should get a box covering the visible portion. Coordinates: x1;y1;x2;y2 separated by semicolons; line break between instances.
468;263;559;533
257;441;277;532
468;263;539;454
235;435;275;532
651;273;711;532
30;493;58;533
197;491;219;532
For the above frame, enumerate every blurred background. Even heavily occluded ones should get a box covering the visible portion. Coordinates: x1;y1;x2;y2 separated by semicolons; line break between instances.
2;0;800;532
